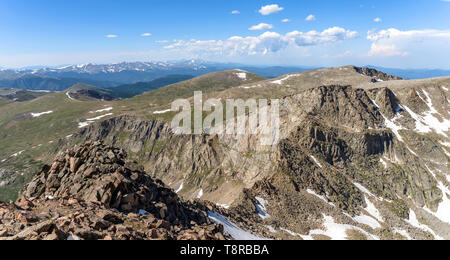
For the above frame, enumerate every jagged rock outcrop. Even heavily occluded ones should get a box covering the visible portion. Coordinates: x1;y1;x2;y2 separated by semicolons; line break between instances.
352;66;403;82
0;142;227;240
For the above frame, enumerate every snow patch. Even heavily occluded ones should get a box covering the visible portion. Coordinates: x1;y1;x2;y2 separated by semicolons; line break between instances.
371;99;405;142
363;197;384;223
217;204;230;209
310;155;323;168
380;158;388;169
271;74;299;85
31;111;53;118
90;107;113;113
353;214;382;229
78;122;90;128
153;109;171;114
265;225;277;233
175;183;183;193
307;189;335;207
423;166;450;225
86;113;113;121
303;215;380;240
45;195;55;200
79;113;113;128
403;90;449;137
197;189;203;199
207;211;268;240
236;72;247;80
406;209;443;240
10;150;25;158
394;229;412;240
255;197;270;219
66;92;76;101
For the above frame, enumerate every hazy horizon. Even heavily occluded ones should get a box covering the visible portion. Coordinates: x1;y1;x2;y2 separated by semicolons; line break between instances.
1;0;450;69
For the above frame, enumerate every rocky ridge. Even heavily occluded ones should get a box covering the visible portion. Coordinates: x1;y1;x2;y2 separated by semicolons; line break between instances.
0;142;227;240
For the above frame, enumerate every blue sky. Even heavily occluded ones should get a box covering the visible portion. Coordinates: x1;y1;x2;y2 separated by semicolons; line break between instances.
1;0;450;68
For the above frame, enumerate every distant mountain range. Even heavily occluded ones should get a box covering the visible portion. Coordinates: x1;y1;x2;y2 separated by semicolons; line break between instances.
0;60;449;92
366;66;450;80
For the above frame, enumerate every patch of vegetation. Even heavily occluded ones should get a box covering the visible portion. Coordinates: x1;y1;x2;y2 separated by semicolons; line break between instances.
346;229;368;240
384;199;409;219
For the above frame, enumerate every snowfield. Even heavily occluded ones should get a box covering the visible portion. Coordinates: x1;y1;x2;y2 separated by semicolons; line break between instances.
271;74;300;85
78;113;113;128
287;214;380;240
207;211;268;240
407;209;443;240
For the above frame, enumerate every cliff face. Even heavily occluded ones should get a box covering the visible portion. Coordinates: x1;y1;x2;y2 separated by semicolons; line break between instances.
47;80;449;240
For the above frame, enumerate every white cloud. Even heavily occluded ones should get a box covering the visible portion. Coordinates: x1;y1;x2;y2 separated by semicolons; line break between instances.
367;28;450;57
305;14;316;21
141;33;152;37
368;43;408;57
287;27;358;46
282;18;291;23
156;40;169;43
106;35;118;38
231;10;240;14
249;23;274;31
163;27;358;57
367;28;450;41
259;4;284;15
374;17;382;23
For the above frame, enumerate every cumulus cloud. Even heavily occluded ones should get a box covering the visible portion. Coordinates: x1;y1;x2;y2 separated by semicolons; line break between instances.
105;34;118;38
281;18;291;23
367;28;450;41
305;14;316;21
163;27;358;57
367;28;450;57
368;43;408;57
287;27;358;46
374;17;382;23
231;10;240;14
259;4;284;15
249;23;274;31
141;33;152;37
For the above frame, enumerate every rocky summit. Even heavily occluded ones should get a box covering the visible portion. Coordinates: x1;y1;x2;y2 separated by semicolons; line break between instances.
0;142;227;240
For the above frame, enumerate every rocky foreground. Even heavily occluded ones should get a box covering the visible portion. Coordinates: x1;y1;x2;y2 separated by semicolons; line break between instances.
0;142;227;240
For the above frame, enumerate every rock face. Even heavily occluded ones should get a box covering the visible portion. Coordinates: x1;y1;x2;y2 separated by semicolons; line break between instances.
352;66;403;82
0;142;227;240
